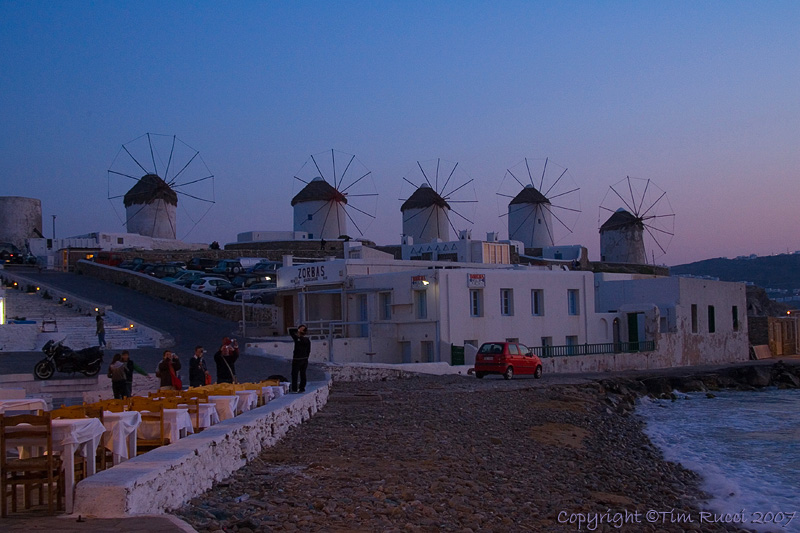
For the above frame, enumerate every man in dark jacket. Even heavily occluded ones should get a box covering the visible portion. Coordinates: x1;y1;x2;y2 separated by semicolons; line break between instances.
289;324;310;393
189;345;209;387
214;337;239;384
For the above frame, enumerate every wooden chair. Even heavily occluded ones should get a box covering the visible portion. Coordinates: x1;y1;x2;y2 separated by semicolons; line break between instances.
135;407;167;455
129;397;165;413
1;413;63;516
94;398;128;413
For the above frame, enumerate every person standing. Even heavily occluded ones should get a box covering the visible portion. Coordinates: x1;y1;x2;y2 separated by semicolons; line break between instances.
289;324;310;393
189;345;210;387
107;353;127;399
120;350;148;398
96;314;107;347
214;337;239;384
156;350;181;390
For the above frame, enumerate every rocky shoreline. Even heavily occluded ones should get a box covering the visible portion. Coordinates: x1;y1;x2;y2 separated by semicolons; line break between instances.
175;362;799;532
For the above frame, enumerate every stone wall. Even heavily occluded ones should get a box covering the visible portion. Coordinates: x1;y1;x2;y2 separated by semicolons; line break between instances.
75;260;278;330
74;380;330;517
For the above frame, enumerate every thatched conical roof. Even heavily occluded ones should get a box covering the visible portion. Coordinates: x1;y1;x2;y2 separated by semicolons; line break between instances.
600;209;642;232
291;177;346;206
401;184;450;211
123;174;177;207
509;184;550;205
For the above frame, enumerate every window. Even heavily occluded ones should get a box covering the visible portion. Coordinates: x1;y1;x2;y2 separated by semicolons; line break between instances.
567;289;580;315
307;214;313;220
508;344;519;355
708;305;716;333
691;304;698;333
470;289;483;317
531;289;544;316
379;292;392;320
732;306;739;331
501;289;514;316
415;290;427;319
117;238;123;244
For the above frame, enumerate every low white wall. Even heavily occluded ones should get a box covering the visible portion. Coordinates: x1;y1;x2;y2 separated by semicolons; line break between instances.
73;379;330;517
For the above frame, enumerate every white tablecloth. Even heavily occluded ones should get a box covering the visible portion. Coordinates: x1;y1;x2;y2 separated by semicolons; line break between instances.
7;416;105;513
102;410;142;463
178;402;220;429
207;395;239;421
0;398;48;414
234;390;258;414
137;408;193;444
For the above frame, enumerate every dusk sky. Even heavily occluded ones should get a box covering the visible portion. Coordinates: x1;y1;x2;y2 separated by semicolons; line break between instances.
2;1;799;266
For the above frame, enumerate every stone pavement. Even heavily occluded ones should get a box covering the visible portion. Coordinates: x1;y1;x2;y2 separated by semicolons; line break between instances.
2;514;196;532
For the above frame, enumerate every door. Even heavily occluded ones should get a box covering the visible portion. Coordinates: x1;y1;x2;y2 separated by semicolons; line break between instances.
517;343;534;374
627;312;644;352
400;342;412;364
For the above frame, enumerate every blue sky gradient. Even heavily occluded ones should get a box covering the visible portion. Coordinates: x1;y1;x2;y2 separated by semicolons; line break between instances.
2;1;799;265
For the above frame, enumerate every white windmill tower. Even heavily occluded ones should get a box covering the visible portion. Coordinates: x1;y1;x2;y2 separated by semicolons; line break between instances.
291;150;377;241
598;176;675;264
400;159;476;244
108;133;215;241
497;158;581;249
123;174;177;239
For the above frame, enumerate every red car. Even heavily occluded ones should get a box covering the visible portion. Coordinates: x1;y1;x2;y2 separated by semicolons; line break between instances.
474;342;543;380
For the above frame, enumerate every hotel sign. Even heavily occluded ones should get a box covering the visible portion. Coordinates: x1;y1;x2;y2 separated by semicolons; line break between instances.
467;273;485;288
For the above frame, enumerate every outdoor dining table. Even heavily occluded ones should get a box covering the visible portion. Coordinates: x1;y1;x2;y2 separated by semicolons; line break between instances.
136;408;194;444
234;390;258;414
102;410;142;464
0;397;48;414
207;395;239;421
178;401;220;430
11;417;107;514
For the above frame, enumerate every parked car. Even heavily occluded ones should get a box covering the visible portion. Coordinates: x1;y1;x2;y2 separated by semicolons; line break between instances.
247;260;281;275
187;257;218;272
165;270;207;286
215;283;240;301
233;283;277;304
230;274;275;288
211;259;244;277
473;341;543;380
0;243;24;264
143;264;185;279
190;276;234;296
118;257;145;270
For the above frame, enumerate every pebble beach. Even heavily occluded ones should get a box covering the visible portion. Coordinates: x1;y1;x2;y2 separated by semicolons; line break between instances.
176;374;752;533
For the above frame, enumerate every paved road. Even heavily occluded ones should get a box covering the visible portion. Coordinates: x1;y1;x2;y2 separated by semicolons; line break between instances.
2;267;325;384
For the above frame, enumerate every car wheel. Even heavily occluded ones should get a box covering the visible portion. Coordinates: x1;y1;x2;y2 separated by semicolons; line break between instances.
475;372;485;379
503;366;514;380
534;365;543;379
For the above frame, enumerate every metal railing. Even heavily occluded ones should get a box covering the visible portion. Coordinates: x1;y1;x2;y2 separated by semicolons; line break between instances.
531;340;656;358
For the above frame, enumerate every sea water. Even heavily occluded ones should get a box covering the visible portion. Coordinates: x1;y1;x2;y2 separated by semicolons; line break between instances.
638;388;800;532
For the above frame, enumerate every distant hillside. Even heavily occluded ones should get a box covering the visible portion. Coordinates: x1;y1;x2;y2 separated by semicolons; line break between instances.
671;254;800;292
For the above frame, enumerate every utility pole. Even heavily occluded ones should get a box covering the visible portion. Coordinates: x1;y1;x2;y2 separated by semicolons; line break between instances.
52;215;56;240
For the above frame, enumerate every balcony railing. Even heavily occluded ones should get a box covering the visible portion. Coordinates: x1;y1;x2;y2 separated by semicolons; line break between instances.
531;340;656;358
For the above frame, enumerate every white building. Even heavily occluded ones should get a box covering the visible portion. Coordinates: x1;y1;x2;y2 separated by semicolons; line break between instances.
264;249;749;373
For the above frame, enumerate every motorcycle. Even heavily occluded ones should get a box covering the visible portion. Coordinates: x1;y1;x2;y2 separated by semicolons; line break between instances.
34;339;104;380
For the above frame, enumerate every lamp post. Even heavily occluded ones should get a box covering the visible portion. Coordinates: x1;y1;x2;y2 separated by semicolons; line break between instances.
52;215;56;240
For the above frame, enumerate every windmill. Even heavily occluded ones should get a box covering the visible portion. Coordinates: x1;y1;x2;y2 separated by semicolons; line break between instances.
291;150;378;241
399;158;477;244
598;176;675;264
496;157;581;249
107;133;215;240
